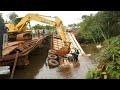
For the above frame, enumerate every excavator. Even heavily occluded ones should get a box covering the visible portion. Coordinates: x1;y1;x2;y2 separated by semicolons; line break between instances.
5;13;71;57
5;14;66;42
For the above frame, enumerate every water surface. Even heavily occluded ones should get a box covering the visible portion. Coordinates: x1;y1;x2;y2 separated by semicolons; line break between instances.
13;43;101;79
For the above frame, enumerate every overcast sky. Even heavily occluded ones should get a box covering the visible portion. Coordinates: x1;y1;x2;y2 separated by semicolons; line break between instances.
0;11;98;26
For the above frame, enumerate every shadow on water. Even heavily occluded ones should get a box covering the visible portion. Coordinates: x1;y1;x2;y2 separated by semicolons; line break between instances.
13;47;49;79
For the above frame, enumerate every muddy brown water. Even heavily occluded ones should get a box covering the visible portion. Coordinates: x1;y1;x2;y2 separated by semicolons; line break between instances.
1;43;102;79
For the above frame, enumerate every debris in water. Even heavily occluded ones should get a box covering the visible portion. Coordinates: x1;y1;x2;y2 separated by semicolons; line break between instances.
0;66;10;75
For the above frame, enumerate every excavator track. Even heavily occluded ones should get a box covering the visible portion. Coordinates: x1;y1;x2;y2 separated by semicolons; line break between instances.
8;32;32;41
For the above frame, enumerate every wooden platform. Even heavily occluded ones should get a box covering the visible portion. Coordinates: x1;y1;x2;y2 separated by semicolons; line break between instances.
53;38;64;50
1;35;48;66
2;36;45;56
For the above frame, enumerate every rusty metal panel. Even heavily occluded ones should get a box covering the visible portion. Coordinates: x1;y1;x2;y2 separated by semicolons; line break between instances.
1;35;48;66
3;46;18;56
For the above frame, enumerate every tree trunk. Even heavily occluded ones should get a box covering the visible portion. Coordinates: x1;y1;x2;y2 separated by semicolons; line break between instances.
0;22;4;60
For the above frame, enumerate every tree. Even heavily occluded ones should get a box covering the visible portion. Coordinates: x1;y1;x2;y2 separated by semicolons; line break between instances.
0;13;4;23
32;24;55;30
8;12;18;23
76;11;120;43
68;23;78;29
68;23;79;31
32;24;45;30
0;13;4;60
45;25;55;30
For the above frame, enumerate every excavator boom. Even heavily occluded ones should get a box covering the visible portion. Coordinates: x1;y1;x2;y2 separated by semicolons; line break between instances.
6;13;67;43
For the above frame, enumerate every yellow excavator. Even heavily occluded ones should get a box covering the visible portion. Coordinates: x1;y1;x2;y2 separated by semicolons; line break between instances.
5;13;71;57
5;14;66;42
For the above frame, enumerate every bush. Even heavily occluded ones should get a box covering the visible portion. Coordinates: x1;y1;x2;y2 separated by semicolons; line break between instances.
86;36;120;79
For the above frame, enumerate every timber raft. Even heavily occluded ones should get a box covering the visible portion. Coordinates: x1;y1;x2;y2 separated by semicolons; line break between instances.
0;35;48;67
46;32;86;68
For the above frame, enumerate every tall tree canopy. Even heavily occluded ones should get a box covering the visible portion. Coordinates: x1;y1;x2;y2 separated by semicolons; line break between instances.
0;13;4;23
76;11;120;43
8;12;18;23
32;24;55;30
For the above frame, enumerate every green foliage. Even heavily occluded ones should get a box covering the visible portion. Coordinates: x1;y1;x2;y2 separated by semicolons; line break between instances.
32;24;45;30
76;11;120;43
0;13;4;23
8;12;18;23
68;23;79;29
32;24;55;30
86;69;100;79
102;37;120;62
102;37;120;79
86;69;107;79
86;36;120;79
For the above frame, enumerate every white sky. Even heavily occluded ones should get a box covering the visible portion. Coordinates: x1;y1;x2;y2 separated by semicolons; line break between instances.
0;11;98;26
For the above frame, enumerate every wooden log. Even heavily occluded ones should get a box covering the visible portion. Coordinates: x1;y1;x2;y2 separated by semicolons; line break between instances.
10;51;19;79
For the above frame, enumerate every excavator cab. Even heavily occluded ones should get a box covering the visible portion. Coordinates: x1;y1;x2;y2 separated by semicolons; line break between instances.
6;17;32;41
13;17;22;25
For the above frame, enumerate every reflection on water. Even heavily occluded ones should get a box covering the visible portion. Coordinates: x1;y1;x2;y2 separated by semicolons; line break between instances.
81;43;102;61
14;47;49;79
35;62;81;79
35;55;95;79
81;43;101;55
12;43;99;79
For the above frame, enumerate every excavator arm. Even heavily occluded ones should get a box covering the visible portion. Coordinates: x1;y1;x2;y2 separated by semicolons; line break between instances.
15;14;55;32
16;14;67;42
6;13;67;43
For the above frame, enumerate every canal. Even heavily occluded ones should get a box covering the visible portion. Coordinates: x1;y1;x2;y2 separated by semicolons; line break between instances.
12;43;102;79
